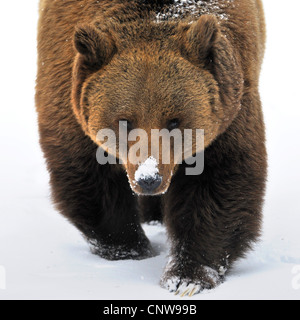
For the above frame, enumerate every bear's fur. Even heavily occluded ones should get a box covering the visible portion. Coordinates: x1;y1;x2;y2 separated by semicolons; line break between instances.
36;0;267;294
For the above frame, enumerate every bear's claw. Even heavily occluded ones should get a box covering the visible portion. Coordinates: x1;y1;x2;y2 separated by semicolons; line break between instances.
175;283;202;297
162;266;224;297
164;277;202;297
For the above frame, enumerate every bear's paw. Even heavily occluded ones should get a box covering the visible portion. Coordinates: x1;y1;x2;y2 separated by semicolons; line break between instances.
89;238;155;261
161;265;224;297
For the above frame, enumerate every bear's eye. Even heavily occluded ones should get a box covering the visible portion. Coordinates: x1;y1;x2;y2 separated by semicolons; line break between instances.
119;119;133;132
167;118;180;131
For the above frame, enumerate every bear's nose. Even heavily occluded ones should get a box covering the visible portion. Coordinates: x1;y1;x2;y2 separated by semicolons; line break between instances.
137;176;162;194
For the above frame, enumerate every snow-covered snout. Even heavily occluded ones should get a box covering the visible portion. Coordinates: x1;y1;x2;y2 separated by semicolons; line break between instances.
121;127;177;195
133;157;163;194
126;156;174;196
121;124;182;196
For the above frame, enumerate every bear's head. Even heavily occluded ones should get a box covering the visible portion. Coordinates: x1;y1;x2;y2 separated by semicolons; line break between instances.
72;15;243;196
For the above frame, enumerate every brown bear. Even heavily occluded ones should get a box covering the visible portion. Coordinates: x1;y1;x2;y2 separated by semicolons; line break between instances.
36;0;267;296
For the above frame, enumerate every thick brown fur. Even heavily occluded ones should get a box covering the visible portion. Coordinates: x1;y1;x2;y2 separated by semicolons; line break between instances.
36;0;267;293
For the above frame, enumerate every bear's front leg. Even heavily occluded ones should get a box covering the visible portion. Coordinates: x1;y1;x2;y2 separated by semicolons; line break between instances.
73;165;155;261
161;150;265;296
45;138;154;261
161;172;227;296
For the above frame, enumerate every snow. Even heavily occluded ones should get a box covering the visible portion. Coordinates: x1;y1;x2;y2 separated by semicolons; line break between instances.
134;157;159;182
1;0;300;300
155;0;233;22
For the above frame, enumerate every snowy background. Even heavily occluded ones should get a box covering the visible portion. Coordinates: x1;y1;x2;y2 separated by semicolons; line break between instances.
0;0;300;300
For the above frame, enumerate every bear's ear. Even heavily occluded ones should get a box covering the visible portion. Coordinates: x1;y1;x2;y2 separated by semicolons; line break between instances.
72;25;116;130
74;24;116;67
182;15;219;64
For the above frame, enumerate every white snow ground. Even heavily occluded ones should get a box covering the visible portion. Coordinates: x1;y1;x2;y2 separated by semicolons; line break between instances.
0;0;300;300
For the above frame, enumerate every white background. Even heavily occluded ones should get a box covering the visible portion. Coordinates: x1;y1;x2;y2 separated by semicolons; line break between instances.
0;0;300;300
